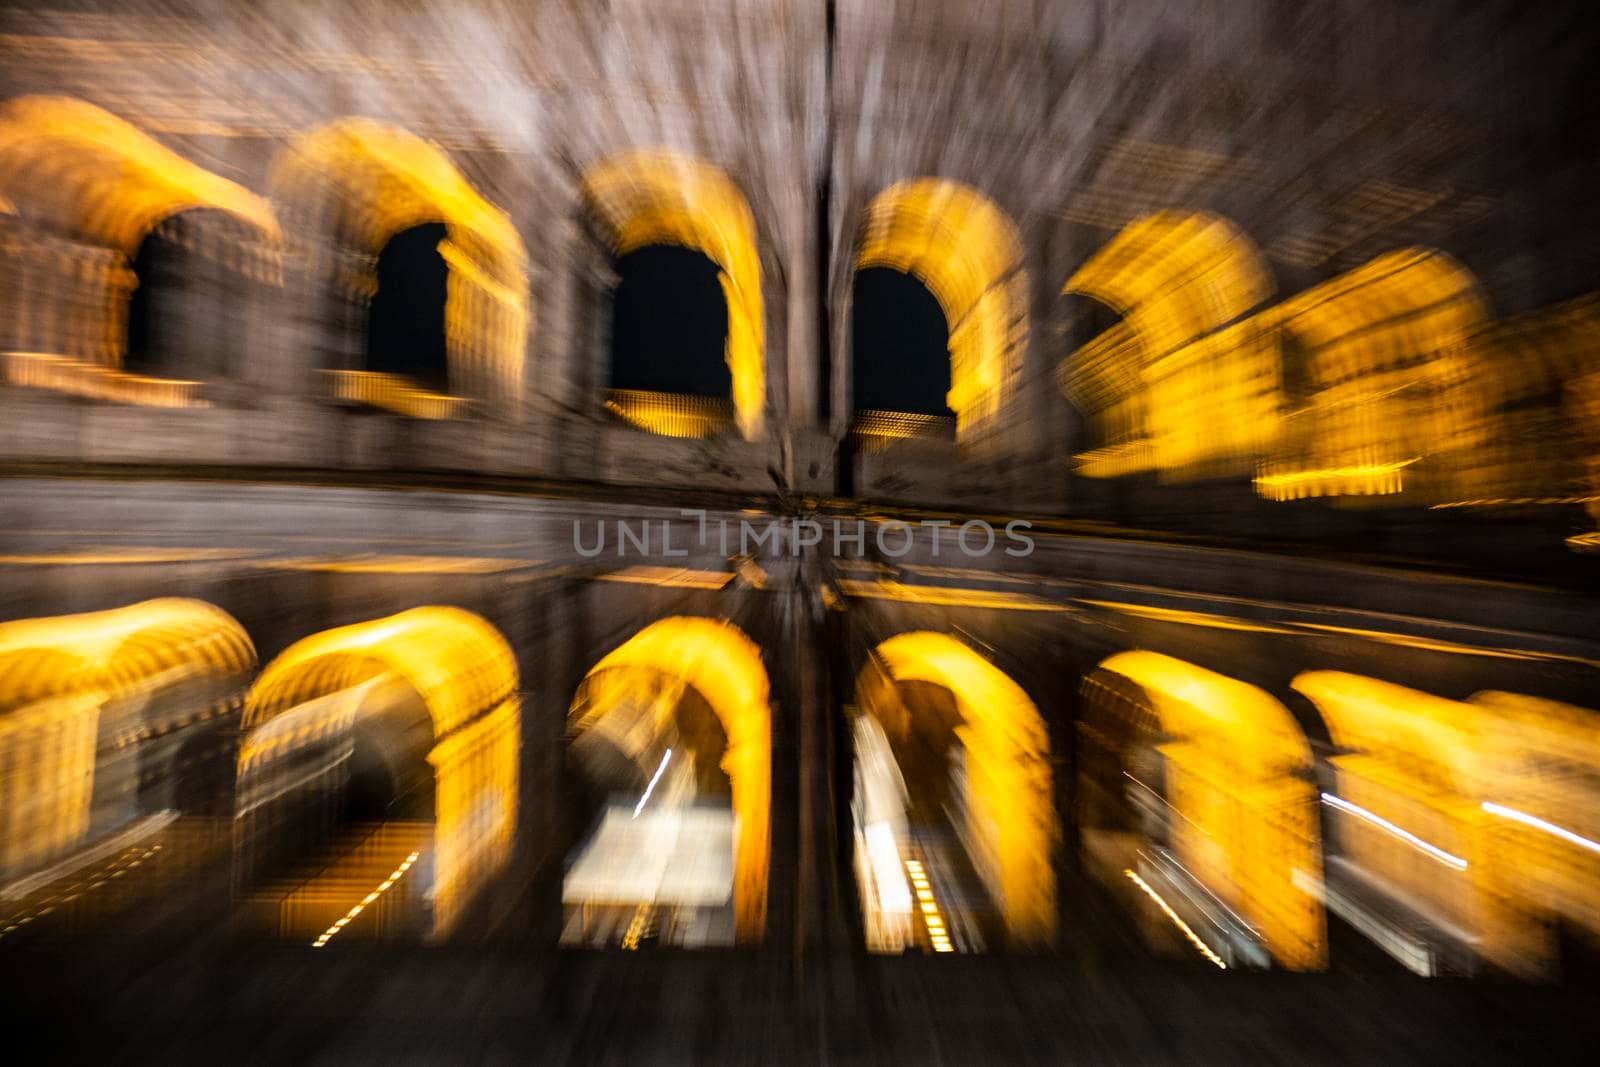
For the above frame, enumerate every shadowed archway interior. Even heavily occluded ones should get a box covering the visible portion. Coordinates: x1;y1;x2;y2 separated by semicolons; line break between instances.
366;221;450;393
610;244;732;398
852;266;953;417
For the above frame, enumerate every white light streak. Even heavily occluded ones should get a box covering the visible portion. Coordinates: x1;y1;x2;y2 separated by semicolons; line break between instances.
634;748;672;818
1321;792;1467;871
1482;801;1600;855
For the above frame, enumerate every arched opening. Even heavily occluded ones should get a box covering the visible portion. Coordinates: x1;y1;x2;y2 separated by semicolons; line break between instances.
365;221;450;393
1260;249;1488;503
237;607;519;944
0;96;281;404
1080;653;1324;971
848;267;955;451
850;632;1056;953
0;598;255;942
609;245;731;399
1056;290;1147;484
1470;691;1600;982
850;179;1028;450
581;150;765;439
1061;211;1276;486
561;616;770;948
122;208;261;383
1293;672;1553;978
270;118;529;419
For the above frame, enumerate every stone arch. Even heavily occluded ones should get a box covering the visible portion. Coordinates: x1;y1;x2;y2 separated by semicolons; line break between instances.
854;630;1056;945
0;95;281;395
270;118;530;417
242;606;519;935
581;150;765;439
1089;651;1324;970
568;615;771;942
1291;671;1546;975
1061;211;1276;479
1259;249;1489;500
0;598;256;874
854;180;1028;445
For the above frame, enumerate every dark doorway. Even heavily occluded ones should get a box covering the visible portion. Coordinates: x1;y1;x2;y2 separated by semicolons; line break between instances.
610;245;731;397
367;221;450;392
851;267;952;416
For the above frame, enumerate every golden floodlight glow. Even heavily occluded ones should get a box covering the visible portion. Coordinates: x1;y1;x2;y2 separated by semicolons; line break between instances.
604;389;736;439
1261;249;1488;502
1062;212;1276;481
271;118;530;415
866;632;1057;944
571;617;771;942
582;150;764;439
1468;692;1600;943
245;607;516;739
0;96;282;394
597;566;735;590
1098;651;1325;971
0;599;255;875
1066;211;1272;363
0;95;281;254
326;370;472;420
0;353;208;408
1441;295;1600;508
835;579;1067;613
1292;671;1549;977
857;179;1028;442
244;607;519;936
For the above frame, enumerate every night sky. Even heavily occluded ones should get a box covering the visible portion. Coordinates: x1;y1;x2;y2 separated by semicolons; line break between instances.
610;245;731;397
367;221;450;392
851;266;951;416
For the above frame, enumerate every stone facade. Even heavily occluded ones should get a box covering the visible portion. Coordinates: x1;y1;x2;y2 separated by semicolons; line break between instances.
0;0;1593;513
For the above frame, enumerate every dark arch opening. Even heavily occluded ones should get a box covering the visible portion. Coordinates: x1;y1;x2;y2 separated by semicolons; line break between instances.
367;221;450;393
345;739;401;823
609;245;731;397
125;208;250;380
851;267;952;417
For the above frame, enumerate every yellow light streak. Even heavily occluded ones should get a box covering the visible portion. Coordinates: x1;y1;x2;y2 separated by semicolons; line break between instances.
1253;459;1418;500
261;555;531;575
597;566;734;590
1124;869;1227;969
835;580;1067;613
326;370;470;419
311;850;419;948
1078;599;1297;635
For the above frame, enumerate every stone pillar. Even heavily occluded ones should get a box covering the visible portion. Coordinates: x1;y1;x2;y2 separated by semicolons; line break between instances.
773;547;854;960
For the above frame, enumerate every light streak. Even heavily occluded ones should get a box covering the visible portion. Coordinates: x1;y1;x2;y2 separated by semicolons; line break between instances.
311;850;419;948
634;748;672;818
1124;868;1227;969
1482;801;1600;856
1321;793;1468;871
